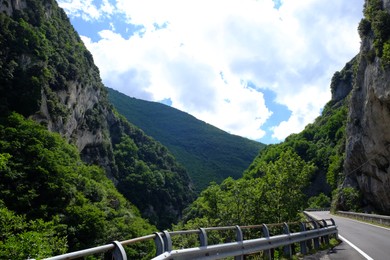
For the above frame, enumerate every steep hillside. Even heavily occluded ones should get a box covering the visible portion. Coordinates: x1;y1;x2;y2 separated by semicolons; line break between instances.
176;53;358;235
340;0;390;214
108;88;266;192
0;0;194;232
244;57;356;200
0;113;156;258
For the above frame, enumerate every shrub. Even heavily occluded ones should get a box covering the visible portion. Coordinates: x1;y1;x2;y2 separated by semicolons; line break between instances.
339;187;361;211
358;18;371;38
381;41;390;68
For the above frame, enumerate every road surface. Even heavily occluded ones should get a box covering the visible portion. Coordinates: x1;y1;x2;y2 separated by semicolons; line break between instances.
305;211;390;260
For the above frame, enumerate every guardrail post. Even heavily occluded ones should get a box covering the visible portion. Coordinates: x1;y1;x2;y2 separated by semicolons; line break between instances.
283;222;292;258
330;218;338;239
321;220;329;245
154;232;165;256
262;224;271;260
311;221;320;249
162;231;172;252
104;241;127;260
234;225;244;260
299;222;307;255
199;228;208;247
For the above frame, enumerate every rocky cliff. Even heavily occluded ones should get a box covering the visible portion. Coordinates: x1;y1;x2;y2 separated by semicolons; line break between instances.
342;0;390;214
0;0;194;228
1;0;113;174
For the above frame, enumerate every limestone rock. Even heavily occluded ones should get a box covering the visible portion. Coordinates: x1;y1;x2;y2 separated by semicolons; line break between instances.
343;0;390;214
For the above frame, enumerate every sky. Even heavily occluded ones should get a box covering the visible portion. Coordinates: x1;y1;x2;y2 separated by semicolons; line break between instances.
58;0;364;144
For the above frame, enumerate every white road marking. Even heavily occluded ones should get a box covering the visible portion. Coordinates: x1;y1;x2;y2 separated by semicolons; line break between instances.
338;235;374;260
334;214;390;231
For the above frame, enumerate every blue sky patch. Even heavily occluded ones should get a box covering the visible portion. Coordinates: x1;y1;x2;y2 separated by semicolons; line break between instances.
159;98;173;106
258;88;291;144
272;0;283;10
69;16;144;41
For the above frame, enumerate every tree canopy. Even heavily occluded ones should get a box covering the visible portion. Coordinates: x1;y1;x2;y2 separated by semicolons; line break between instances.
0;113;156;259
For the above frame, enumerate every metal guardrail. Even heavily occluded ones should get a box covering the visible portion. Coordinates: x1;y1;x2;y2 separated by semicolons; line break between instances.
336;211;390;226
305;208;331;212
44;219;337;260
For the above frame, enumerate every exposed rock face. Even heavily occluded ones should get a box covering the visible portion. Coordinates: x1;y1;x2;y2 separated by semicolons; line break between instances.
0;0;26;16
330;57;356;105
1;0;117;179
343;0;390;214
0;0;195;228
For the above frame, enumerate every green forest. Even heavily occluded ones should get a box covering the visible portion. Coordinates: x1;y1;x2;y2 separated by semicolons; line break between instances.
1;0;387;259
108;88;265;192
0;113;156;258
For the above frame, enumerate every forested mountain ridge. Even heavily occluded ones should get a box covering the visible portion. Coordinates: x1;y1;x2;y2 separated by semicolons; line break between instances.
108;88;266;192
0;0;195;257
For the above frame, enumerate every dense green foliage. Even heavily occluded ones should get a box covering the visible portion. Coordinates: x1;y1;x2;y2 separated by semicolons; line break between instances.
111;115;195;229
176;150;314;233
0;0;195;231
308;193;331;209
0;113;156;259
0;0;370;257
245;59;357;201
0;0;101;119
108;88;265;192
0;204;67;259
361;0;390;68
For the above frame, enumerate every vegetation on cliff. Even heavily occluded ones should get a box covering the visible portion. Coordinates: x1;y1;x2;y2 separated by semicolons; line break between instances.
111;114;195;228
0;113;155;259
1;0;194;249
339;0;390;214
360;0;390;67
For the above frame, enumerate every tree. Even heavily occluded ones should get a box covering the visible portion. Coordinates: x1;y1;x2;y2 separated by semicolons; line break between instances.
308;193;331;209
262;150;315;223
0;113;156;258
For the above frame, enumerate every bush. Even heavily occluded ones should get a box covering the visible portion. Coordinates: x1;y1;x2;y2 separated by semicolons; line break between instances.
308;193;331;209
358;18;371;38
339;187;362;211
381;41;390;68
364;0;383;21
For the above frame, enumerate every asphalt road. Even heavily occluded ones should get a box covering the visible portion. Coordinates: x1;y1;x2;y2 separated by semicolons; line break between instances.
305;211;390;260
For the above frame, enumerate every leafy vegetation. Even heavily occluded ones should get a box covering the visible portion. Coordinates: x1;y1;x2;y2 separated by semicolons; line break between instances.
308;193;331;209
175;149;314;242
361;0;390;68
336;187;362;212
0;113;156;259
246;58;356;203
108;88;265;192
0;0;195;231
111;116;196;229
0;0;101;119
0;0;372;257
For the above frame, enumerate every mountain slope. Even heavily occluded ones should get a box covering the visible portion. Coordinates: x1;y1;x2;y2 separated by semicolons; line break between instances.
244;57;355;200
107;88;266;191
0;113;156;258
0;0;194;232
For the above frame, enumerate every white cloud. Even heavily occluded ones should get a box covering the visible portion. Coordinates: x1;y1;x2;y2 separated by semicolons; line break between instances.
58;0;114;21
59;0;364;142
